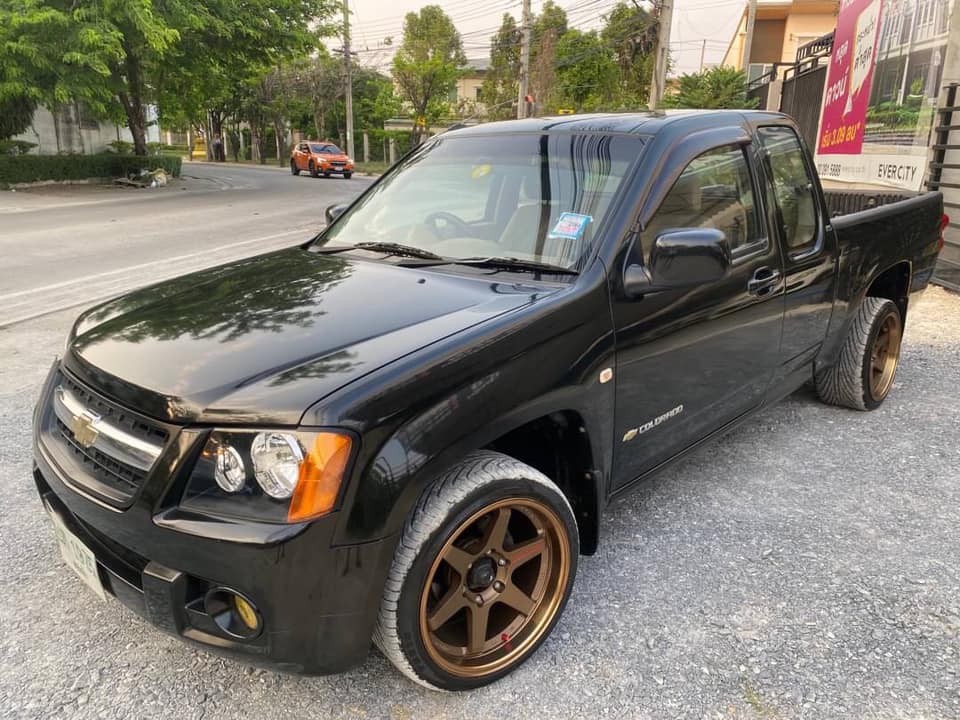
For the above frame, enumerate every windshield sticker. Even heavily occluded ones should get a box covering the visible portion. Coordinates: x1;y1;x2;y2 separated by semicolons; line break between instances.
471;164;492;179
549;212;592;240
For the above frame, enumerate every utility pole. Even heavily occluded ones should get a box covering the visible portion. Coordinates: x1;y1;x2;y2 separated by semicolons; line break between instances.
517;0;532;119
648;0;674;109
741;0;758;78
342;0;355;160
699;38;707;71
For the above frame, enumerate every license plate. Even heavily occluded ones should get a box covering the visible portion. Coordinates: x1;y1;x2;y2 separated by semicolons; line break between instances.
46;504;106;600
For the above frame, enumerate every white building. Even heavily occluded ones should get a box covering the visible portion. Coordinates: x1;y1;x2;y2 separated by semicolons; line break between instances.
13;103;160;155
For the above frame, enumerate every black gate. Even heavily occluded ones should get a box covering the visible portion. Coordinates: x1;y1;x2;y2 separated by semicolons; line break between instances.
780;65;828;149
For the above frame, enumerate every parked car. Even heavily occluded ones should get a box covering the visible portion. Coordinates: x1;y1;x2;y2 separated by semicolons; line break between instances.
290;141;353;179
33;111;945;691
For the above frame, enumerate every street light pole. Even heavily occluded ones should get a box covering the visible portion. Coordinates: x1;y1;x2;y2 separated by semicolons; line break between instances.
342;0;355;160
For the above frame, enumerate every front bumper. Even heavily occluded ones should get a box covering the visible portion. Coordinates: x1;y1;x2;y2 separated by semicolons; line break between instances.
31;369;396;674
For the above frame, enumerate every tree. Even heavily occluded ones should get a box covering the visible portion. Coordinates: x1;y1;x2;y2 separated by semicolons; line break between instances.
481;14;521;120
0;0;121;142
529;0;568;113
662;66;759;109
392;5;466;144
601;1;656;106
554;30;619;110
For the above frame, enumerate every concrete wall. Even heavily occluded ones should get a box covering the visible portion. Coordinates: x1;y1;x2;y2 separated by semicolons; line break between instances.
13;105;160;155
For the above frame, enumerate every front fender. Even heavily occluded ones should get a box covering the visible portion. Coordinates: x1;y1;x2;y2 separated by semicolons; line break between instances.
317;273;616;548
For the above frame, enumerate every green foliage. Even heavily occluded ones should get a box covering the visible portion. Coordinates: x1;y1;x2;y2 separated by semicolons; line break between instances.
866;101;921;129
555;30;619;109
0;0;338;152
0;153;182;184
481;14;521;120
515;0;654;115
662;66;758;109
528;0;568;111
601;1;655;105
0;0;121;139
392;5;466;140
0;139;37;156
0;95;37;141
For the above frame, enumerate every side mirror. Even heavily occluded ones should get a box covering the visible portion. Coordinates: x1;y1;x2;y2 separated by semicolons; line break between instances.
624;228;731;297
325;203;348;225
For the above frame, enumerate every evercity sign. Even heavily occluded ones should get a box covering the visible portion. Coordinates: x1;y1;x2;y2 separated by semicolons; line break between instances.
814;0;956;192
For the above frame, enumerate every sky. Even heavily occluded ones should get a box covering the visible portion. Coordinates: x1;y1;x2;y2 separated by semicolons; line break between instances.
343;0;747;76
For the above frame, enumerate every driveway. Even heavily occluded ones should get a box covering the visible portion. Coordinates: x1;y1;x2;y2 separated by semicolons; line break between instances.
0;283;957;717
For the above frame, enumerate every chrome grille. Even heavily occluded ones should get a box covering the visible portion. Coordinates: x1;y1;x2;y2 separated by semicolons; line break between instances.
46;375;167;505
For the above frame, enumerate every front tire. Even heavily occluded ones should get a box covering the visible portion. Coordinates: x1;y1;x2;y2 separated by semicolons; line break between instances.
816;296;903;410
309;160;318;178
374;450;578;691
343;171;353;179
290;160;299;176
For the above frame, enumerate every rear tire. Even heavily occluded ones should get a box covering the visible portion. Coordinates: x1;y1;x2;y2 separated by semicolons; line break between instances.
290;160;299;176
309;161;318;178
815;297;903;410
343;172;353;179
374;450;578;691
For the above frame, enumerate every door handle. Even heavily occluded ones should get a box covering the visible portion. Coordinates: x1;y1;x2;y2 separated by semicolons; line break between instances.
747;267;781;296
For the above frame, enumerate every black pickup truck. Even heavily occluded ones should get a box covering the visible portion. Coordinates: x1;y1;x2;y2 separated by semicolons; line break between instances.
33;111;945;690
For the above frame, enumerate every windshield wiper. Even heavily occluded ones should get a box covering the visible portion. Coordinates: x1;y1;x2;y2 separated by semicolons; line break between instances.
451;256;578;275
313;241;443;260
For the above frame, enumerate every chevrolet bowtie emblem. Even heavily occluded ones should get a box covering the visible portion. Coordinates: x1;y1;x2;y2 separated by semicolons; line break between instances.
70;411;100;448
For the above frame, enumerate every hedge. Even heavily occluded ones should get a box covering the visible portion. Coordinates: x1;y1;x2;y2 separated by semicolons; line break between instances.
0;153;183;184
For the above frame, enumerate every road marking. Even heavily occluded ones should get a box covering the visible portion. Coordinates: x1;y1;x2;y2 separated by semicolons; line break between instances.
0;229;312;302
0;228;316;329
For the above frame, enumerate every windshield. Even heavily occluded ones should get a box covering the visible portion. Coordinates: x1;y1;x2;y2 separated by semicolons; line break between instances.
320;133;643;270
311;143;342;154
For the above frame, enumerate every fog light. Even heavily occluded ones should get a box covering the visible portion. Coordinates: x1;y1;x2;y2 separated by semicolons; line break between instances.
204;588;261;639
233;594;258;630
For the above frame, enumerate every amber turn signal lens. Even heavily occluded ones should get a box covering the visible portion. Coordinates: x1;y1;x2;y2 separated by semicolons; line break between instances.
287;433;352;522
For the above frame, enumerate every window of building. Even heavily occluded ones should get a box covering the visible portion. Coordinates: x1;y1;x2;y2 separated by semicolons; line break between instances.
748;63;774;83
644;144;762;256
75;101;100;131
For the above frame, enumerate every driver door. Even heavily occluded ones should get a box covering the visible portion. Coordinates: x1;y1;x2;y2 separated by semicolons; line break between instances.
610;141;785;490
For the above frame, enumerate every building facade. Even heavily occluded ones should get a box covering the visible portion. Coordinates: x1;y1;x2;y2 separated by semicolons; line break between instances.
723;0;839;81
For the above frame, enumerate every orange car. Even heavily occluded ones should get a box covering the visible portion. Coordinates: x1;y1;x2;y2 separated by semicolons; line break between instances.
290;141;354;179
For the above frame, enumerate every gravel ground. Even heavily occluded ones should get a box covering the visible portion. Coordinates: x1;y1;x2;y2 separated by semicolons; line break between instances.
1;287;958;720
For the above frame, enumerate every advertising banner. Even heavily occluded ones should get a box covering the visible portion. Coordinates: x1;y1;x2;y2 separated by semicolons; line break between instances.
814;0;956;190
819;0;883;155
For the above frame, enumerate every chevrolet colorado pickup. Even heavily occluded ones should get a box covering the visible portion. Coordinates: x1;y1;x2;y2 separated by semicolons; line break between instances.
33;111;945;690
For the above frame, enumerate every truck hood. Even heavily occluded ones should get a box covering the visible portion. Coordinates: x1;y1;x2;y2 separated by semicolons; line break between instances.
65;248;553;425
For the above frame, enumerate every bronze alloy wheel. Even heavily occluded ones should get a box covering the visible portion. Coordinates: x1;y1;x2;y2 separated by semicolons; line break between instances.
869;309;902;401
418;497;571;678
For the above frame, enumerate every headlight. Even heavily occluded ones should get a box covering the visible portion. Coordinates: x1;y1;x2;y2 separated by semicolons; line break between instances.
181;429;353;523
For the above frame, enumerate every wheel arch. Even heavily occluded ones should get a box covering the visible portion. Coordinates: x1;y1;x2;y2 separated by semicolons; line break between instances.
864;260;911;322
336;397;607;556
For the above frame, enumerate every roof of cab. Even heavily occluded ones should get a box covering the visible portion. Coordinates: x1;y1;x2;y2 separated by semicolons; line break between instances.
445;109;791;137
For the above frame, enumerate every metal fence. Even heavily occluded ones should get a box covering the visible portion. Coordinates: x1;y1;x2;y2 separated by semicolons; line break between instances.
779;65;828;149
927;83;960;291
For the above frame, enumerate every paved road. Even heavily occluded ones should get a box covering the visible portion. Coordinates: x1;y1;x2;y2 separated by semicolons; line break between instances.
0;162;372;327
1;172;958;718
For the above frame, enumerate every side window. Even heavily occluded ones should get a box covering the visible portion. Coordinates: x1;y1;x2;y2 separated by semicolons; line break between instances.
757;126;818;252
645;144;762;257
